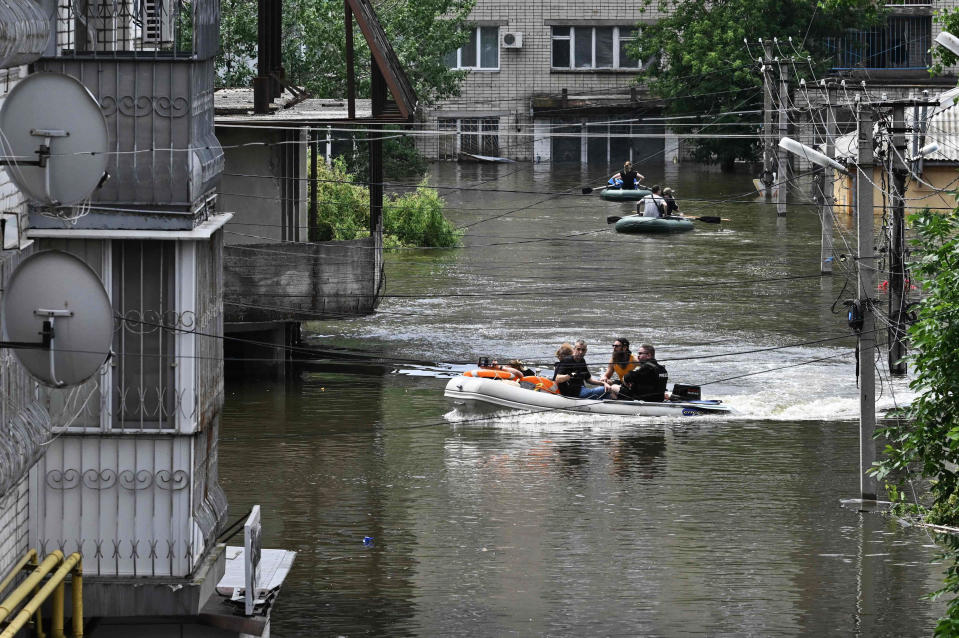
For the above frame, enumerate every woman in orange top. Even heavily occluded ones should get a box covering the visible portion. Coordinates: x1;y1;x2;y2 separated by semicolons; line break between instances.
600;338;638;384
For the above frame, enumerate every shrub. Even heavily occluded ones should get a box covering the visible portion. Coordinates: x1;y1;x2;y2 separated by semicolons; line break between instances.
314;158;460;248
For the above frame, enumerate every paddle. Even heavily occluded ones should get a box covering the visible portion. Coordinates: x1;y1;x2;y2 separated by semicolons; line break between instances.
583;183;648;194
606;214;729;224
582;185;609;194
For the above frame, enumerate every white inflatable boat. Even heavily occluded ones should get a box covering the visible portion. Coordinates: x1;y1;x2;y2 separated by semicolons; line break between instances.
444;376;732;417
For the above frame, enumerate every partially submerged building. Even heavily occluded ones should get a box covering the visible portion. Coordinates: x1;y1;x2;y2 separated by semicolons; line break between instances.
419;2;671;165
0;0;293;634
215;0;417;370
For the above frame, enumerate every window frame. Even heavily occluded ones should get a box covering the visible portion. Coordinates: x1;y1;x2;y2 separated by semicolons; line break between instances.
550;25;641;70
447;25;500;71
437;117;501;158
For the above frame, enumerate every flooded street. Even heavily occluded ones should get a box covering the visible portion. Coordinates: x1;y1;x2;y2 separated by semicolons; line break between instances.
220;163;943;636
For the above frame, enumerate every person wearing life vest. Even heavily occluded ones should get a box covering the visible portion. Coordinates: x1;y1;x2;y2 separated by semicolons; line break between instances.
618;343;668;402
609;161;644;190
600;338;638;384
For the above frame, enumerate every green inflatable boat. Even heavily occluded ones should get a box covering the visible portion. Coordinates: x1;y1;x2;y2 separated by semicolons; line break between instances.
600;187;652;201
614;215;695;234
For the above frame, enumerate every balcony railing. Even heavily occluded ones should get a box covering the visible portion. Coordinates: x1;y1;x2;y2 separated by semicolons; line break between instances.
826;16;931;70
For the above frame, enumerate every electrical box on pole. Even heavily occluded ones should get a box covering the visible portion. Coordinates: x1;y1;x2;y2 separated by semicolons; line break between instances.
856;103;878;502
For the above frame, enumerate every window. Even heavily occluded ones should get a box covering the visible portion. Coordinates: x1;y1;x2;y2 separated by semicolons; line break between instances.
826;16;931;70
445;26;499;70
113;239;176;430
437;118;500;158
551;26;641;70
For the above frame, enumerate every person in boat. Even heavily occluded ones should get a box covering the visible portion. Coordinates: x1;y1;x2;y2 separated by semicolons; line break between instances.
508;359;536;377
554;340;614;399
636;185;667;218
662;187;679;216
600;338;638;384
609;161;644;190
617;344;669;402
479;359;528;379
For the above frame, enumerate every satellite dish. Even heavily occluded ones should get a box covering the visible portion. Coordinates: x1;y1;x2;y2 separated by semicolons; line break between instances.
0;72;109;206
2;250;113;387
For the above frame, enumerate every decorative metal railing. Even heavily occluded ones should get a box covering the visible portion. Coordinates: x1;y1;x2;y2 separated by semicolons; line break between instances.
53;0;218;59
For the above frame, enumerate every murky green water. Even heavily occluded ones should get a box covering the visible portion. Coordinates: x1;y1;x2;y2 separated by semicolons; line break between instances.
220;162;943;636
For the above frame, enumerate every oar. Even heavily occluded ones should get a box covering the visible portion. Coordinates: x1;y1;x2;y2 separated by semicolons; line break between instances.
606;214;729;224
582;184;609;194
583;183;648;194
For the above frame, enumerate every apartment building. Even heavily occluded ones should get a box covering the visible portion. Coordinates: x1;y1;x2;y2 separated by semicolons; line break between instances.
420;1;668;165
425;0;959;169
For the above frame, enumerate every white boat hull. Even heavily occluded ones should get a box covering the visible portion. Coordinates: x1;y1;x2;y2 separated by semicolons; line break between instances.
444;377;731;417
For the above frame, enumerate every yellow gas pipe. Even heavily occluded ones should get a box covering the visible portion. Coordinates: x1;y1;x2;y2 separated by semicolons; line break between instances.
0;551;83;638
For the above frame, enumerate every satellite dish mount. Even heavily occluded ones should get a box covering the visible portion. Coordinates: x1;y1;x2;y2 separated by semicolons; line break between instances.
0;129;70;205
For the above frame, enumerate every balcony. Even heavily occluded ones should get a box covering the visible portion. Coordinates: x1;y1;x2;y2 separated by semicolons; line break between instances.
827;15;931;74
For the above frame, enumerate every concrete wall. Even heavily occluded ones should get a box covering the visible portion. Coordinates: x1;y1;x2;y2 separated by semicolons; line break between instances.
834;165;959;218
216;125;308;245
223;239;378;323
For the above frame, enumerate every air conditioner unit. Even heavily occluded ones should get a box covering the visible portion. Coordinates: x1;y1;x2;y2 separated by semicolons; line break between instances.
502;32;523;49
142;0;176;44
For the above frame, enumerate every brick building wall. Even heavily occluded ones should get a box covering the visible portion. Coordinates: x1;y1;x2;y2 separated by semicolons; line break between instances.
0;64;37;592
421;0;667;162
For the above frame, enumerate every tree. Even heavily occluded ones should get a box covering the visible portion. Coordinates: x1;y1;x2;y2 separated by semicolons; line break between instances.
216;0;474;106
873;209;959;637
630;0;879;170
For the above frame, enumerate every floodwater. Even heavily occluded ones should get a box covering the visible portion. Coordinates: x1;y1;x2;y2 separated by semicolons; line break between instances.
220;162;945;636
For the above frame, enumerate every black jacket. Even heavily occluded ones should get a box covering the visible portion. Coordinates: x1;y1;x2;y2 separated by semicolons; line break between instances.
620;359;668;402
554;356;591;397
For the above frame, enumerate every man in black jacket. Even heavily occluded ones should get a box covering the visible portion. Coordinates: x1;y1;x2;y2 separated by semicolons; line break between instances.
618;344;668;402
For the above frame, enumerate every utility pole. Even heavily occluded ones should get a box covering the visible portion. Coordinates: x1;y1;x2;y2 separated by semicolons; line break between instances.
761;40;775;198
821;84;837;274
856;103;878;502
888;104;908;376
777;54;789;216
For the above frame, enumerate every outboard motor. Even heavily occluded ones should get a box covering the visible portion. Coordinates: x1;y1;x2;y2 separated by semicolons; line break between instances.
671;384;701;402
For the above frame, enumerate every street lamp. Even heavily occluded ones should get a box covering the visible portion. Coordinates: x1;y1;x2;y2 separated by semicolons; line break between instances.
778;137;848;173
935;31;959;56
912;141;940;161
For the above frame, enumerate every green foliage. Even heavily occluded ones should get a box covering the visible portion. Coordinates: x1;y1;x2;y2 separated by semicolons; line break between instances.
215;0;474;106
217;0;259;87
874;209;959;636
315;159;370;241
630;0;879;169
314;159;461;248
343;127;430;182
384;181;461;249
